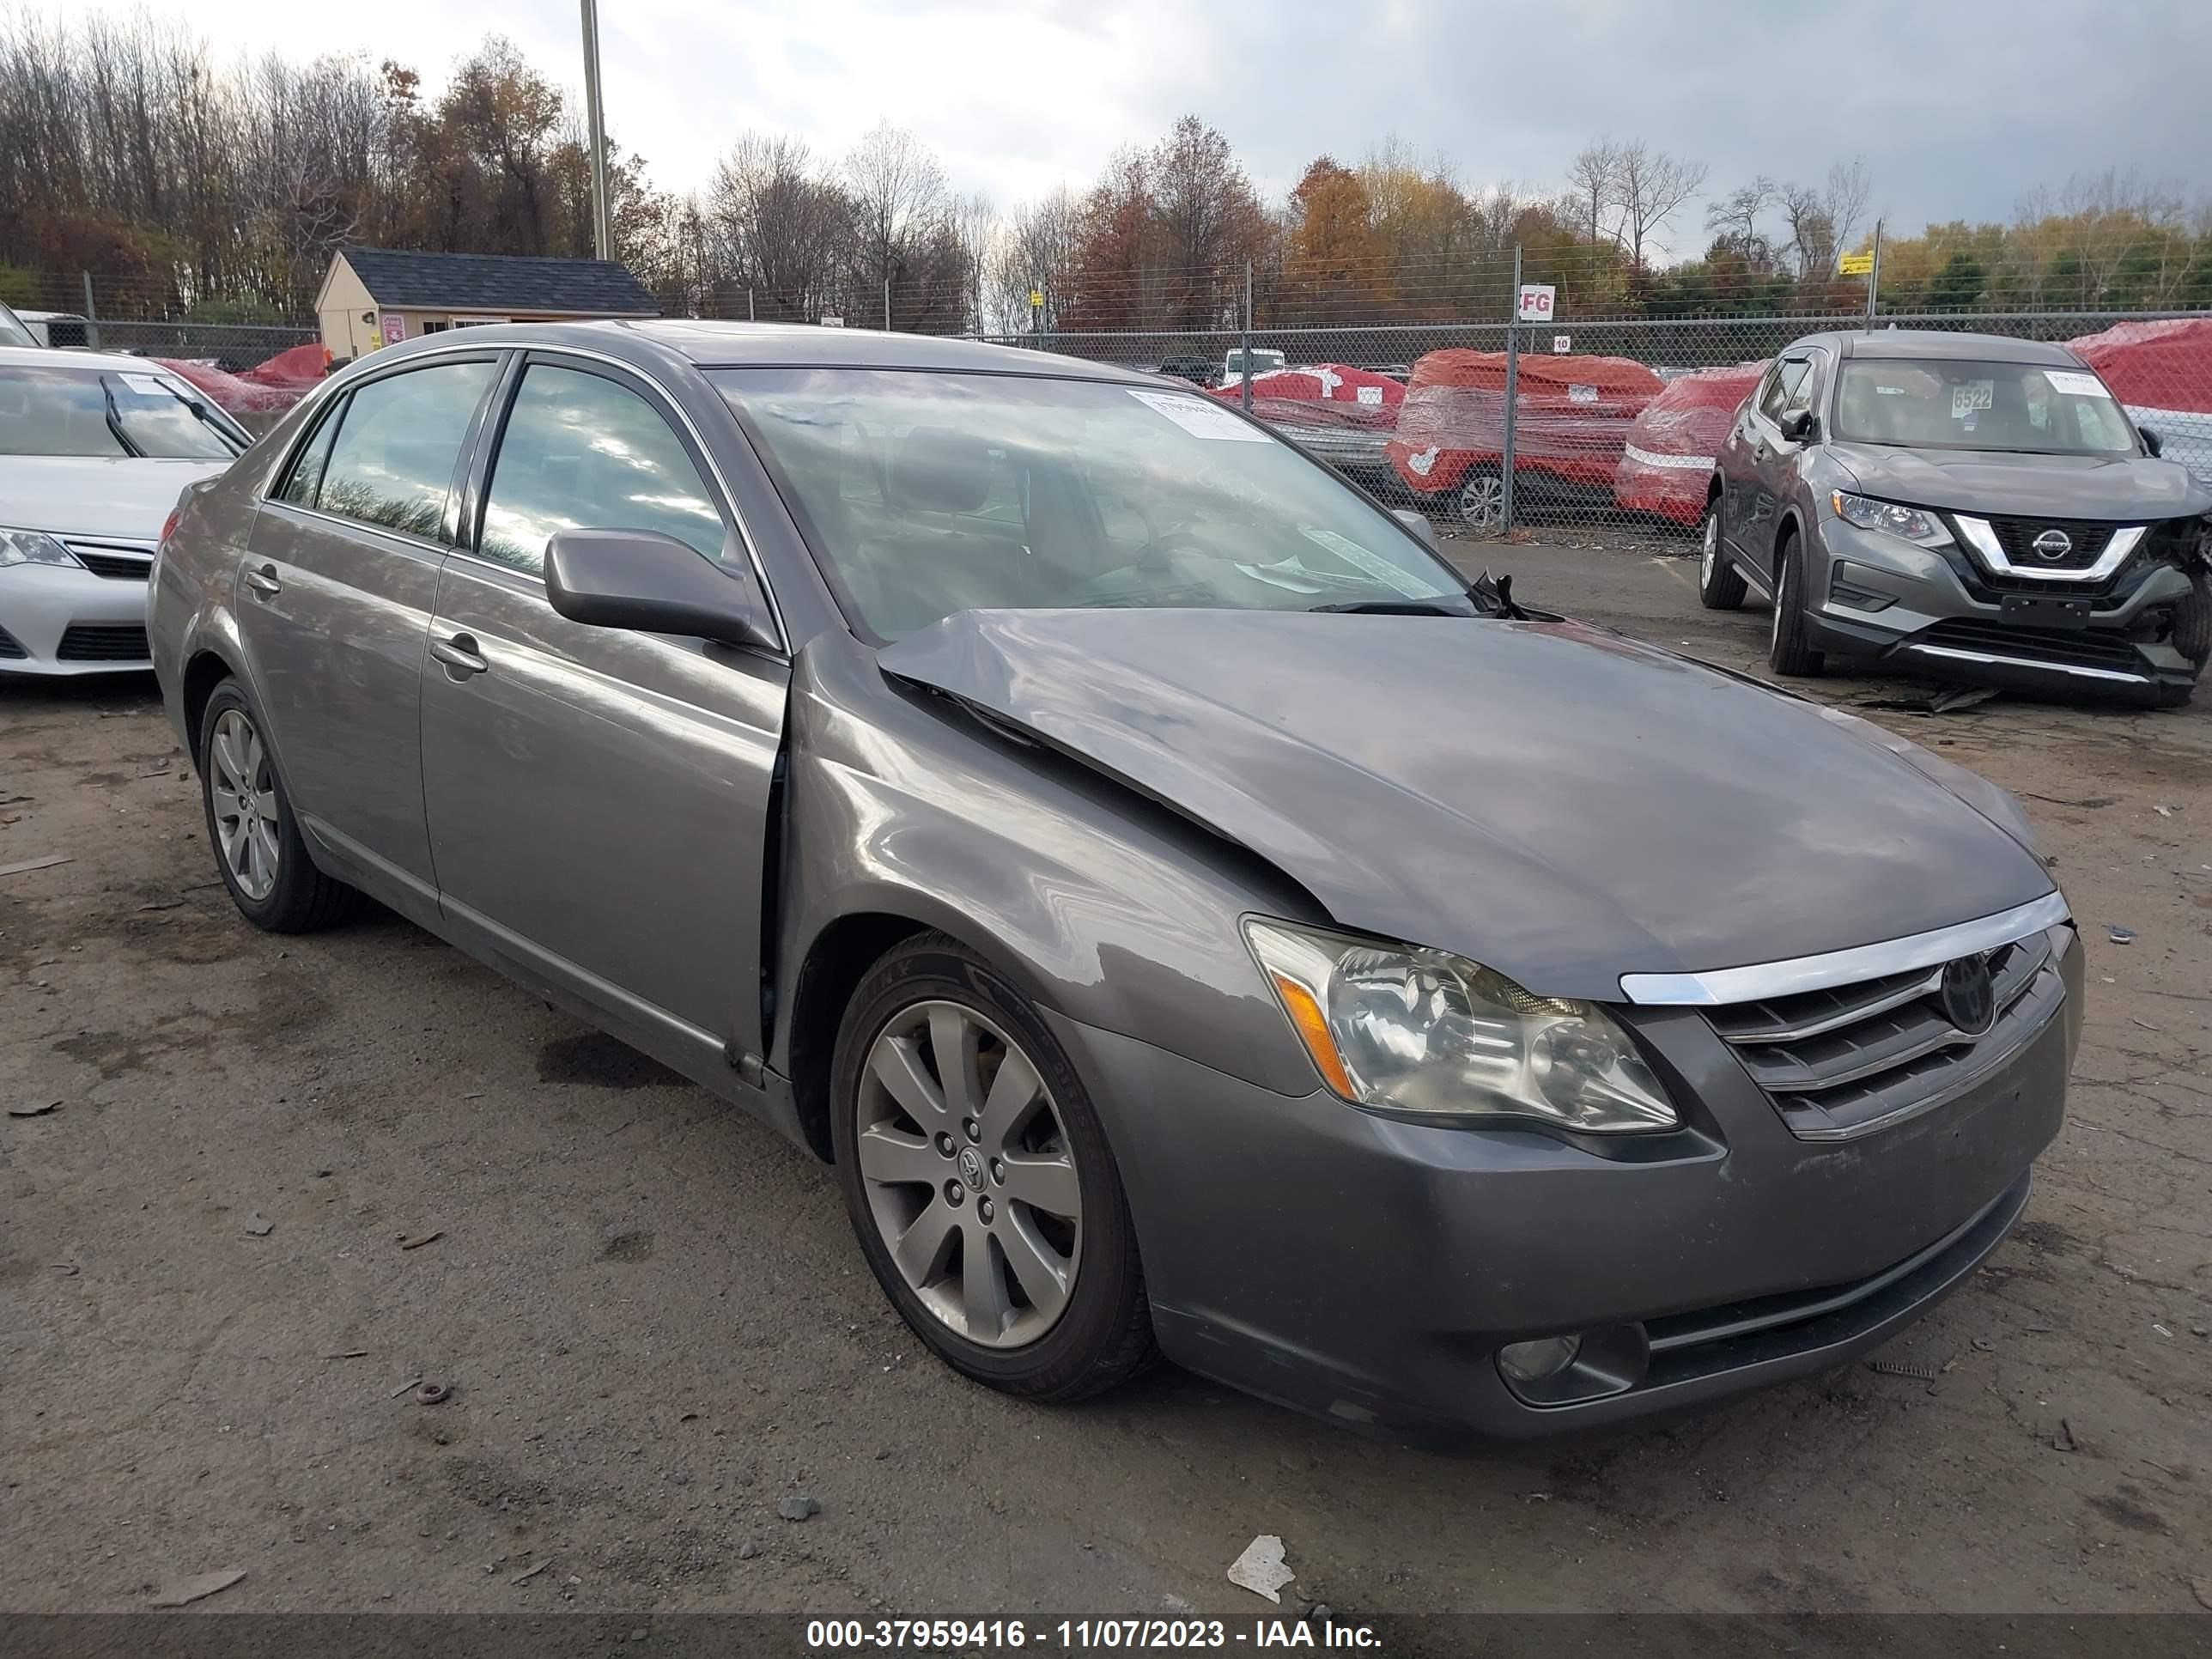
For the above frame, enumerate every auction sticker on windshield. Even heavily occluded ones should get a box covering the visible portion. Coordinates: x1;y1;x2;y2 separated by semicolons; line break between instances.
1127;387;1273;441
120;373;173;396
2044;368;2113;399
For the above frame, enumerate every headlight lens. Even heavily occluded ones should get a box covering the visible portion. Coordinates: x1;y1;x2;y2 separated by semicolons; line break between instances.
1831;491;1951;548
1244;920;1678;1133
0;527;83;569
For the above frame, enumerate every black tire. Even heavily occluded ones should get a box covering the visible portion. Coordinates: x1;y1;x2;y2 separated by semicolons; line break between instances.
1767;529;1826;677
2171;574;2211;672
197;679;359;933
1698;494;1747;611
830;933;1158;1401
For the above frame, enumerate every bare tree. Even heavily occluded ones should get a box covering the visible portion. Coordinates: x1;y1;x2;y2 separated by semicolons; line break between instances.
1562;139;1621;246
988;185;1080;331
1778;181;1836;280
1613;141;1707;269
1705;176;1778;268
708;133;849;320
1824;158;1871;255
843;120;949;298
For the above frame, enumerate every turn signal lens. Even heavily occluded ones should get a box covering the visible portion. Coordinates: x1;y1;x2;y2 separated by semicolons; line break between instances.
1269;970;1357;1098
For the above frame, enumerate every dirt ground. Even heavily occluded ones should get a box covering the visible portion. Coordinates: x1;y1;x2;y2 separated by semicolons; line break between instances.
3;541;2209;1620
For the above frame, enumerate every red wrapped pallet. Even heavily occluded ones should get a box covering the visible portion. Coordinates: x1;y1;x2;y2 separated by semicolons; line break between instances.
1612;362;1769;526
2065;318;2212;489
1212;363;1405;467
156;343;328;417
1388;350;1664;514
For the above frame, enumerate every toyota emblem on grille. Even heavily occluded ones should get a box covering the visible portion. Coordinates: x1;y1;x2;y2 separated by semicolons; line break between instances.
2031;529;2073;562
1939;955;1997;1036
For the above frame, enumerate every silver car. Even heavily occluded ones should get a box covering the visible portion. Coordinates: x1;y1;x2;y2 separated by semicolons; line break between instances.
1700;330;2211;705
152;323;2081;1443
1;349;246;673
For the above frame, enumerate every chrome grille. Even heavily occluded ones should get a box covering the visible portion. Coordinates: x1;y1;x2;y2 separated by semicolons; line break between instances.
1707;931;2063;1140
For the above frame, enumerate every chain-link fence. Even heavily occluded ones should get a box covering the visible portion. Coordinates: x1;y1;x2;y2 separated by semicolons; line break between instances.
16;251;2209;537
1;270;315;368
971;305;2212;543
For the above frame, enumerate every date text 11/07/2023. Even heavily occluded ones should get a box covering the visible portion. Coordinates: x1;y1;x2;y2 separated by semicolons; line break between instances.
804;1618;1382;1650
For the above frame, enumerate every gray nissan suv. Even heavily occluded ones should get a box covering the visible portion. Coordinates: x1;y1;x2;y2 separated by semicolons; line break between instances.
1701;330;2211;704
150;321;2081;1445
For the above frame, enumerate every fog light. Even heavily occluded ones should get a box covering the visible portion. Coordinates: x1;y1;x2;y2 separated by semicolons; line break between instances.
1497;1334;1583;1384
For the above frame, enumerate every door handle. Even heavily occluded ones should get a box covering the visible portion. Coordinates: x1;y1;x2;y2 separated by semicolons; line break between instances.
242;562;281;599
428;631;489;678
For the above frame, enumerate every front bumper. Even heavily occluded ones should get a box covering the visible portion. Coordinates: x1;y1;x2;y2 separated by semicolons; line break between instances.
1046;936;2080;1446
0;561;154;674
1804;520;2203;698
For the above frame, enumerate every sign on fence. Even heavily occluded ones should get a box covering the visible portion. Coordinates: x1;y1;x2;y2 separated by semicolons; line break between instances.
1516;284;1556;323
1838;251;1875;276
1553;334;1572;354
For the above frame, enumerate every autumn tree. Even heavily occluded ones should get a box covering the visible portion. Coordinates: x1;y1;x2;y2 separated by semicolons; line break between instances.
1280;157;1388;319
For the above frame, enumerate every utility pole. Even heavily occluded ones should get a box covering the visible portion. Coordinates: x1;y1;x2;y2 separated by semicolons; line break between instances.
580;0;612;261
883;277;892;331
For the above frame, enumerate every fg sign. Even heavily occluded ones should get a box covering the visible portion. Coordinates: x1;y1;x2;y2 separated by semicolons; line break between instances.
1516;283;1556;323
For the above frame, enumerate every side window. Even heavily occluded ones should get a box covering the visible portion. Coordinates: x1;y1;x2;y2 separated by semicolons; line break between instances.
317;361;496;542
477;363;727;575
1759;359;1809;423
1781;355;1821;418
276;396;345;508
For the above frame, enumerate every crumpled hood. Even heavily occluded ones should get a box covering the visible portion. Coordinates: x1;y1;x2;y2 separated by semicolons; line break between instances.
1825;442;2209;520
878;608;2056;1001
0;455;232;540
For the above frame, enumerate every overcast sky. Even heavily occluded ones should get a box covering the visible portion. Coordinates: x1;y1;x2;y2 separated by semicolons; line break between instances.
70;0;2212;255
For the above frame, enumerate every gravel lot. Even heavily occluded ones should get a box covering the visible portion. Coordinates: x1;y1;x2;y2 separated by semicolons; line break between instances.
3;540;2209;1620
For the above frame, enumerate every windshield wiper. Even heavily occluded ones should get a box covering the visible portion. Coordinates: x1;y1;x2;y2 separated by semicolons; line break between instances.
1307;599;1477;616
99;379;145;459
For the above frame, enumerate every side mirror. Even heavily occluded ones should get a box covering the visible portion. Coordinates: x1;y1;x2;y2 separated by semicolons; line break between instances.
1779;410;1818;443
2139;425;2164;458
1392;507;1438;550
545;529;778;652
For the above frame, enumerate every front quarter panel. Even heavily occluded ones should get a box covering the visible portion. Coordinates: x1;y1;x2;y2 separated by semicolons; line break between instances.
773;629;1327;1101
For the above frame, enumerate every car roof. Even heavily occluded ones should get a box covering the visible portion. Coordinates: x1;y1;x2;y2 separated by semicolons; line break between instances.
366;318;1158;386
0;343;185;374
1807;329;2083;367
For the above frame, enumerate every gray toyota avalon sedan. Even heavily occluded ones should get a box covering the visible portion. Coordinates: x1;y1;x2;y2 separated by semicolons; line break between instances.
149;322;2081;1444
1702;329;2211;704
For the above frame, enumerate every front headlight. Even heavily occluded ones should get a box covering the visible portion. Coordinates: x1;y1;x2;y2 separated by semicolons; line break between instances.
0;527;83;569
1244;919;1678;1133
1830;491;1951;549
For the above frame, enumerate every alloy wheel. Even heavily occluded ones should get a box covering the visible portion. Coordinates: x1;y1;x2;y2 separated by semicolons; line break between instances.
1458;472;1505;531
855;1000;1082;1349
1701;510;1718;581
210;708;280;902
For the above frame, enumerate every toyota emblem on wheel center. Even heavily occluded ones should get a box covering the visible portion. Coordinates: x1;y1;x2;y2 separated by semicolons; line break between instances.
2031;529;2074;561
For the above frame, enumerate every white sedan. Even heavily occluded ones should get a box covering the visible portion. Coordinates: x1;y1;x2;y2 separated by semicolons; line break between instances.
1;349;248;674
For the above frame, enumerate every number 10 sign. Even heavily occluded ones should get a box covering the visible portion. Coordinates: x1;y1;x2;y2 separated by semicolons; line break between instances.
1516;283;1556;323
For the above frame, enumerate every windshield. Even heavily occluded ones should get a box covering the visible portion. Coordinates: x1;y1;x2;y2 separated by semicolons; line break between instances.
1832;358;2137;456
0;363;244;459
0;306;33;349
716;368;1465;641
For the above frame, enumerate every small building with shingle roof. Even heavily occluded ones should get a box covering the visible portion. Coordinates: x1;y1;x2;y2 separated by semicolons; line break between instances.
316;246;659;362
